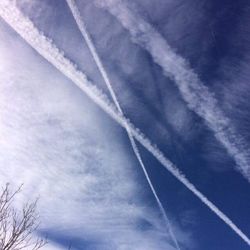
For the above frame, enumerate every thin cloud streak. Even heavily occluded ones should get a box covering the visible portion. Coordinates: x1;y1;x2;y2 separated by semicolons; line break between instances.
0;0;249;246
95;0;250;182
0;13;172;250
65;0;180;249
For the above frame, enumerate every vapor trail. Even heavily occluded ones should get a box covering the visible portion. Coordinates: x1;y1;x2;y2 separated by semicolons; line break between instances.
95;0;250;182
0;1;249;246
65;0;180;248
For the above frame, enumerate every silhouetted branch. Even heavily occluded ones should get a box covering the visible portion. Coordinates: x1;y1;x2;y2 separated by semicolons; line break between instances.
0;184;47;250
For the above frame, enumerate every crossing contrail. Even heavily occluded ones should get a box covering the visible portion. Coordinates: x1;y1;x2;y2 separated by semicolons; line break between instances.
0;1;249;246
65;0;180;249
95;0;250;183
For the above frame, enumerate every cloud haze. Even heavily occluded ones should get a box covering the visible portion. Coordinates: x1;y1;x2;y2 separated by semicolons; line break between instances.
0;1;249;249
0;2;191;249
94;0;250;183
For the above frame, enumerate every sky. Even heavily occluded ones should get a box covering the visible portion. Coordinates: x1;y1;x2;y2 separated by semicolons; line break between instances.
0;0;250;249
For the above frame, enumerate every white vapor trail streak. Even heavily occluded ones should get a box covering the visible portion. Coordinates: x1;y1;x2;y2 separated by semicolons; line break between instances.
65;0;180;249
0;0;249;246
96;0;250;182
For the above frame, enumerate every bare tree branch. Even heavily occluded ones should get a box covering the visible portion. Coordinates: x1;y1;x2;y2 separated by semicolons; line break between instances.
0;184;47;250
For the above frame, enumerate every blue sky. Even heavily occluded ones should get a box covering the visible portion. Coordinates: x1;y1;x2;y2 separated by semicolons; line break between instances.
0;0;250;249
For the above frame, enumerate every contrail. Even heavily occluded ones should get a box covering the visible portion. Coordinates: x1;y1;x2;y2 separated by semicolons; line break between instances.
65;0;180;249
0;1;249;246
95;0;250;182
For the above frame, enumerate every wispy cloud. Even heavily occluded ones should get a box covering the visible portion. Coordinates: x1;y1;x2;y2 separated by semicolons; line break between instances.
0;8;180;250
0;1;193;250
94;0;250;183
0;0;249;246
65;0;180;249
